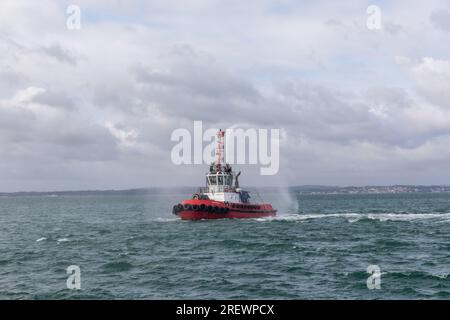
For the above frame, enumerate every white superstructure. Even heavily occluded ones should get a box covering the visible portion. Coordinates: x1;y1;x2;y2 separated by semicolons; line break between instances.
197;129;250;204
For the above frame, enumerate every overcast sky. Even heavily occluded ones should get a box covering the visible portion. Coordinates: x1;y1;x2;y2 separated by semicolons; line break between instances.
1;0;450;191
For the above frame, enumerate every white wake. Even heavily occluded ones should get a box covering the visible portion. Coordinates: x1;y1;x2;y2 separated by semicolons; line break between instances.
254;212;450;222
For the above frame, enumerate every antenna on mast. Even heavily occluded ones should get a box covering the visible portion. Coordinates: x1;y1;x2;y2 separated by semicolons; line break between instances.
215;129;225;171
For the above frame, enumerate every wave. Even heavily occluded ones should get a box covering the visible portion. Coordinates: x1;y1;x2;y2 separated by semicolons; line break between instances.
154;217;180;222
101;261;134;272
255;212;450;222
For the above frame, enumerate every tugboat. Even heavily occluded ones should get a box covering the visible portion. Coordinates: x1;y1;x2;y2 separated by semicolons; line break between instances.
172;129;277;220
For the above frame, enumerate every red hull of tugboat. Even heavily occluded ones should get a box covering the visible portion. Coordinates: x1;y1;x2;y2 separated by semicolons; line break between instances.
174;199;276;220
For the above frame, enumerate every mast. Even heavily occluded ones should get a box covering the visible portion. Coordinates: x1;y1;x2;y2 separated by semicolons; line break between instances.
215;129;225;172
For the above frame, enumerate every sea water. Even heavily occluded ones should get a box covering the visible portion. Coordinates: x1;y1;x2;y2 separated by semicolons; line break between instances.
1;192;450;299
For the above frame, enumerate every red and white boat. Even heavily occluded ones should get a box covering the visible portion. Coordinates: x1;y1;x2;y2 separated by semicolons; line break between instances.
172;129;277;220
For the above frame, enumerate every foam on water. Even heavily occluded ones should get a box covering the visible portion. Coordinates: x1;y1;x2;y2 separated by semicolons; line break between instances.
255;212;450;222
154;217;179;222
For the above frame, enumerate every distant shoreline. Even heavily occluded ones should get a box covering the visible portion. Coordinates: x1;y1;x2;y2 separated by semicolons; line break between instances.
1;185;450;196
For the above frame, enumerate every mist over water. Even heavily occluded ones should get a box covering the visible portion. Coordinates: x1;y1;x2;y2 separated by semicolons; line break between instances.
276;187;299;214
1;192;450;299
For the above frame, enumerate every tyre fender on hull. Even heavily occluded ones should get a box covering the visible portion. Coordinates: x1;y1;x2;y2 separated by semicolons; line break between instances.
173;203;184;214
216;207;228;214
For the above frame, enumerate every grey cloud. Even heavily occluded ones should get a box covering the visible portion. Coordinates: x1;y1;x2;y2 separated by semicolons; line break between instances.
0;67;26;91
92;81;147;116
276;83;450;149
129;61;272;125
430;9;450;33
40;43;78;65
132;58;450;151
398;57;450;109
384;21;403;35
0;92;119;163
32;89;77;109
0;106;36;143
3;1;450;191
48;127;119;161
324;19;344;27
135;64;259;101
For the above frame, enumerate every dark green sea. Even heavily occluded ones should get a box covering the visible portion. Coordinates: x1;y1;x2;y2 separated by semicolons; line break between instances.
1;192;450;299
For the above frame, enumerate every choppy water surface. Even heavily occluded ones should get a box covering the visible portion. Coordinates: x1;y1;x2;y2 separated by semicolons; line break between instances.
1;192;450;299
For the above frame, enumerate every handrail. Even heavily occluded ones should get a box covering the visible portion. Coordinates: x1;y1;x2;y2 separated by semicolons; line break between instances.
199;186;236;193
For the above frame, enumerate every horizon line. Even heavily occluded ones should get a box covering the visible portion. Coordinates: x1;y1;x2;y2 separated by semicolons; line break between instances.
1;184;450;194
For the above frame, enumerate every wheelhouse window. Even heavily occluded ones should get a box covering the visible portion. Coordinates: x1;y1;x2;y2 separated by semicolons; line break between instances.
207;173;233;187
209;175;217;185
